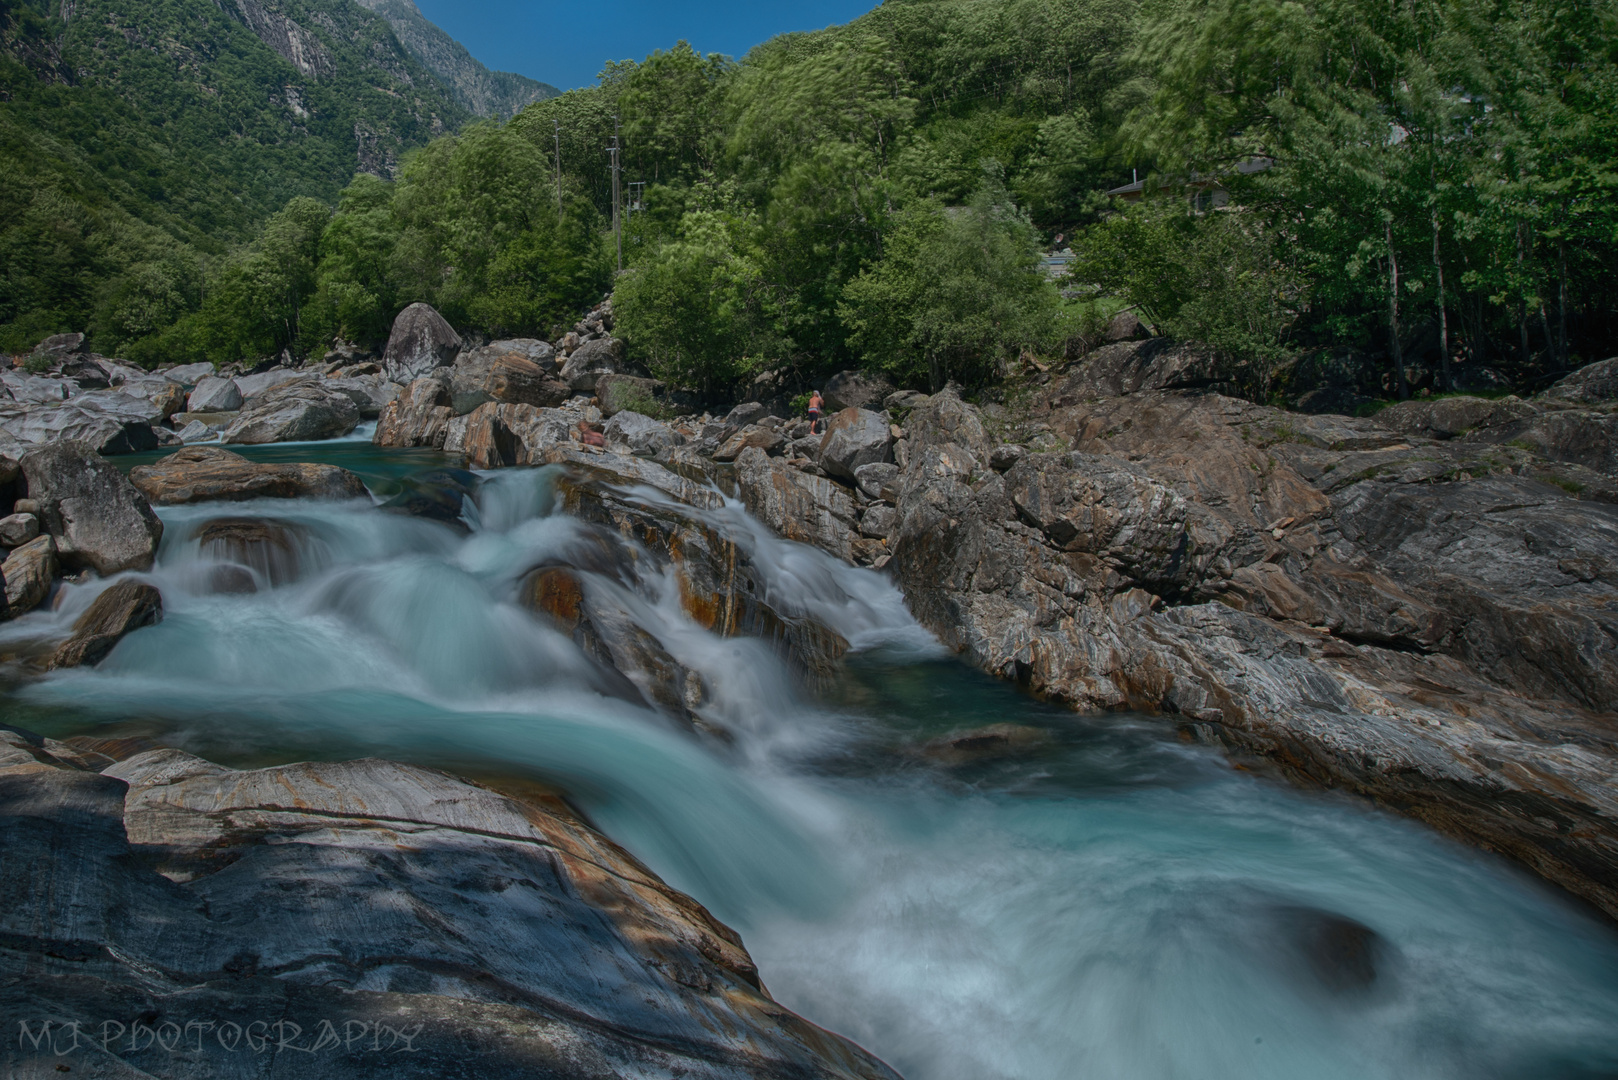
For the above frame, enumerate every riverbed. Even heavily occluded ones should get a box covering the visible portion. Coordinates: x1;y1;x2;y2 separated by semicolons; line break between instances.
4;444;1617;1080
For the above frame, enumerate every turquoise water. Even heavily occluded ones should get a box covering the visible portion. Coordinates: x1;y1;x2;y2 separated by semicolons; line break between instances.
5;454;1617;1080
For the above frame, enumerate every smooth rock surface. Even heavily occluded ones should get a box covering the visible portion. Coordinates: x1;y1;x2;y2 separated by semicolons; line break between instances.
187;374;244;412
559;336;627;392
373;374;454;448
0;739;897;1080
1;534;56;615
130;447;369;505
735;446;859;562
604;410;683;456
450;340;567;414
818;408;893;481
222;380;360;444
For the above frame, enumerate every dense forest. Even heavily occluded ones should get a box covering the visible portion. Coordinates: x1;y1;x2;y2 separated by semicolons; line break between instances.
4;0;1614;404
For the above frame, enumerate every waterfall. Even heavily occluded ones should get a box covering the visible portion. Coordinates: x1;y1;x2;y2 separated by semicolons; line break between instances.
8;462;1618;1080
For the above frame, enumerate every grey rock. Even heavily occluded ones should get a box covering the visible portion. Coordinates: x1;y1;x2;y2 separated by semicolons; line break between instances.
1458;408;1618;477
0;512;38;547
118;374;187;419
558;336;627;392
884;389;929;412
726;401;768;428
817;407;893;481
223;381;360;444
383;302;463;383
187;374;244;412
604;410;683;456
823;370;895;413
0;370;72;406
715;425;786;462
177;419;215;443
1052;338;1224;402
860;503;898;540
1545;357;1618;404
28;331;84;358
990;444;1026;472
323;375;390;418
160;361;217;385
231;366;307;400
374;375;454;449
20;441;163;574
0;391;162;455
853;461;899;501
450;342;569;414
734;446;859;561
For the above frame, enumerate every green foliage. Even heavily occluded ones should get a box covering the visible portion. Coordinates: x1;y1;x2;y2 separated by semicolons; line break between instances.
1069;198;1304;358
841;169;1062;388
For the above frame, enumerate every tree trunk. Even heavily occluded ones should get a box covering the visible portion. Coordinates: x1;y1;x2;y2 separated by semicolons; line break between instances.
928;349;942;394
1432;210;1449;393
1558;241;1569;367
1517;221;1530;368
1386;220;1407;401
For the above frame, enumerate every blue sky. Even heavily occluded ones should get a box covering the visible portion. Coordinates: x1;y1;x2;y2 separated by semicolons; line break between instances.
415;0;882;91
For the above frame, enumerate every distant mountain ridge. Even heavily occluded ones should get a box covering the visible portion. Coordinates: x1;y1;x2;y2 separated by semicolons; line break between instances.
352;0;558;117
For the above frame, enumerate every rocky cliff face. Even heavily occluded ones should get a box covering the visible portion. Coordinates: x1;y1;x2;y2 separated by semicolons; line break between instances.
870;360;1618;921
351;0;558;117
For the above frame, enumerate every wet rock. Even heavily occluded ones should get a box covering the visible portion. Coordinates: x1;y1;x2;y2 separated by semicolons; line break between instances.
0;512;37;547
818;408;893;481
381;468;480;525
559;336;628;392
734;446;859;562
0;738;900;1080
918;723;1053;766
823;370;895;412
605;410;683;456
186;374;243;412
450;341;568;414
383;301;462;383
1270;905;1389;994
1545;357;1618;405
47;579;162;668
1;534;57;615
194;517;307;587
21;441;163;574
374;374;455;448
130;446;368;504
222;380;360;444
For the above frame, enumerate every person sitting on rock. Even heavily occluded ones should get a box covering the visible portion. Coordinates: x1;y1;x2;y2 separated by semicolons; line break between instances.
807;389;824;435
576;420;606;449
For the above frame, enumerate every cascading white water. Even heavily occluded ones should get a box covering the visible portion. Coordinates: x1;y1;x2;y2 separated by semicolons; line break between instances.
8;461;1618;1080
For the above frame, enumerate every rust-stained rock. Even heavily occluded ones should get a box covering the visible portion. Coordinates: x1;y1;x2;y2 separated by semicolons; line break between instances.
0;735;899;1079
193;517;306;588
47;579;162;668
129;446;368;505
374;373;454;448
450;343;568;414
2;534;57;615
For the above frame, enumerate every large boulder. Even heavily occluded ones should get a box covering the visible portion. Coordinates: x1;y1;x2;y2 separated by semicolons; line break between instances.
604;410;683;456
1376;395;1540;440
822;370;895;413
0;739;900;1080
129;446;369;504
1051;339;1225;403
374;374;454;449
186;374;243;413
460;402;580;468
817;407;893;481
449;342;568;414
221;380;360;444
117;375;186;419
20;441;163;574
231;366;306;399
160;361;216;385
0;369;73;405
559;336;628;392
47;579;163;668
383;302;462;383
0;392;162;456
1545;358;1618;405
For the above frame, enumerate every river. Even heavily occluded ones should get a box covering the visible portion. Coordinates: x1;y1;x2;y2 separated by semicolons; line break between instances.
3;441;1617;1080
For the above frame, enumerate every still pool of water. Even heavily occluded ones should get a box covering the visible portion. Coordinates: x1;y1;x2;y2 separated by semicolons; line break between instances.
4;451;1617;1080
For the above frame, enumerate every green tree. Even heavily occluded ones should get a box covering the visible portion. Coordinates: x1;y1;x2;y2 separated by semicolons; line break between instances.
840;170;1059;389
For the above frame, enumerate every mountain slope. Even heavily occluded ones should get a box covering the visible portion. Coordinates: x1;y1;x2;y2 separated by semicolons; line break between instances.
352;0;557;117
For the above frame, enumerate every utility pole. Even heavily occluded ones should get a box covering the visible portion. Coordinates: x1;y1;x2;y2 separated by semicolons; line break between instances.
553;119;562;222
608;114;622;273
